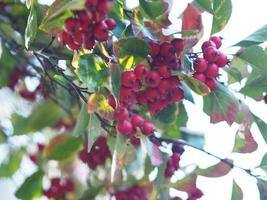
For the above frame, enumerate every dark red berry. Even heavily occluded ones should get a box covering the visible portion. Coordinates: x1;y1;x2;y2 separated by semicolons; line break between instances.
121;71;137;87
159;79;172;94
145;71;161;88
105;18;116;30
159;65;171;78
201;40;216;51
171;38;184;54
85;0;98;7
134;64;149;80
108;94;117;109
169;76;180;87
136;91;147;105
205;78;216;90
94;21;109;42
210;36;222;49
194;58;208;72
216;53;228;68
131;114;145;128
97;0;111;14
64;18;81;33
160;42;175;57
203;47;220;63
205;63;219;78
171;88;184;102
114;107;128;122
117;120;133;135
193;73;206;83
141;121;154;136
148;41;160;57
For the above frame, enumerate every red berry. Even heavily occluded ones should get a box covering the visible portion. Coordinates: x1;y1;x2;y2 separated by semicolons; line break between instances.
203;47;220;63
160;42;175;57
264;95;267;104
121;71;137;87
78;11;93;24
145;88;160;102
201;40;216;51
97;0;111;14
133;79;142;91
57;31;69;45
108;94;117;109
159;65;171;78
64;18;81;33
193;73;206;83
205;78;216;90
171;88;184;102
171;38;184;54
216;53;228;68
136;91;147;105
134;64;149;80
85;0;98;7
19;90;36;101
114;107;129;122
84;38;95;50
72;31;84;46
148;41;160;57
94;21;109;42
169;76;180;87
159;79;172;94
117;120;133;135
141;121;154;136
105;18;116;30
205;63;219;78
193;58;208;72
210;36;222;49
131;114;145;128
145;71;161;88
191;188;203;198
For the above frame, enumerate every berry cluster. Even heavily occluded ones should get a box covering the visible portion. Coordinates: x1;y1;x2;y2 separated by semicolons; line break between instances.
58;0;116;51
29;143;45;164
193;36;229;90
43;177;75;199
148;38;184;70
79;136;111;169
165;144;184;177
114;185;148;200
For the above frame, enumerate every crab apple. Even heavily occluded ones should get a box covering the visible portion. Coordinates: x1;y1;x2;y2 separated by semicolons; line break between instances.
205;78;216;90
94;21;109;41
159;79;172;94
108;94;116;109
117;120;133;135
216;53;229;68
136;91;147;105
114;107;129;122
171;87;184;102
159;65;171;78
120;87;135;102
131;114;145;128
210;36;223;49
141;121;154;136
201;40;216;51
194;57;208;72
78;11;93;24
148;41;160;57
203;46;220;63
64;18;81;33
105;18;116;30
145;88;161;102
171;38;184;54
72;31;84;46
134;64;149;80
160;42;175;57
193;73;206;83
205;63;219;78
121;71;137;87
145;71;161;88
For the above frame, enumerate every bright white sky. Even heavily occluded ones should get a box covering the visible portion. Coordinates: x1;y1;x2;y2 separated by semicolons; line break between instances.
1;0;267;200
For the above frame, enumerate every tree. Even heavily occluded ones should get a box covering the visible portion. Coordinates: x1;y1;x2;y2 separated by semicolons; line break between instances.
0;0;267;199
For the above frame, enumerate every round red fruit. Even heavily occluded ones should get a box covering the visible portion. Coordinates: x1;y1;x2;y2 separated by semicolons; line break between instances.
205;78;216;90
105;18;116;30
85;0;97;7
145;71;161;88
160;42;175;57
203;47;220;63
121;71;137;87
210;36;222;49
96;0;111;14
93;21;109;42
171;88;184;102
136;91;147;105
148;41;160;57
141;121;154;136
171;38;184;54
116;120;133;135
216;53;229;68
114;107;128;122
134;64;149;80
159;65;171;78
64;18;81;33
193;73;206;83
159;79;172;94
193;58;208;72
108;94;116;109
205;63;219;78
131;114;145;128
145;88;161;102
169;76;180;87
201;40;216;51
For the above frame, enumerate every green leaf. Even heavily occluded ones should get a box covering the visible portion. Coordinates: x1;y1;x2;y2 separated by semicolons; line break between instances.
237;45;267;73
155;154;169;199
197;160;232;177
72;103;89;137
253;114;267;143
15;170;44;200
12;100;63;135
257;179;267;200
116;37;150;58
231;180;243;200
0;42;16;88
178;73;210;96
235;24;267;47
233;128;258;153
225;57;248;84
47;135;82;161
110;63;121;99
0;150;24;177
139;0;168;20
25;2;38;49
109;0;124;21
39;0;84;35
87;114;101;151
260;154;267;167
211;0;232;34
203;83;240;125
76;54;108;91
193;0;213;14
153;103;178;126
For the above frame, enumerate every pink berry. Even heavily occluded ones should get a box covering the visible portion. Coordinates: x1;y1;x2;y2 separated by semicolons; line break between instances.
117;120;133;135
114;107;128;122
193;58;208;72
131;114;145;128
205;78;216;90
210;36;222;49
201;40;216;51
205;63;219;78
134;64;149;80
121;71;137;87
203;47;220;63
141;121;154;136
160;42;175;57
105;18;116;30
145;71;161;88
171;38;184;54
216;53;229;68
148;41;160;57
193;73;206;83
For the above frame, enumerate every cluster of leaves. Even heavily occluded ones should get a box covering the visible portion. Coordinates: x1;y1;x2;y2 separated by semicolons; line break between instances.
0;0;267;199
